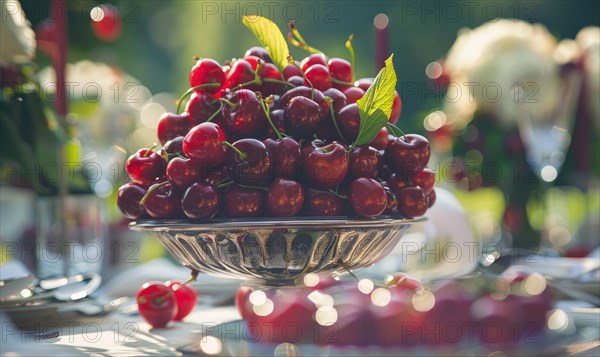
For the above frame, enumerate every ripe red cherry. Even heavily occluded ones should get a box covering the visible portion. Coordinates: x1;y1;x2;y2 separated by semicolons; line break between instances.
225;59;256;91
125;148;166;186
390;91;402;124
221;89;266;136
165;280;198;321
370;127;390;150
190;58;224;94
266;178;305;217
279;86;328;119
136;283;177;328
162;136;184;155
303;188;346;216
343;87;365;104
117;183;146;219
386;173;411;193
301;53;328;71
396;186;428;218
222;184;266;218
383;187;400;215
328;58;352;83
412;168;435;194
258;63;285;96
304;64;332;91
91;4;122;42
336;103;361;142
244;46;273;63
303;142;349;189
385;135;431;178
166;157;201;188
143;183;182;219
181;182;220;219
287;75;305;87
284;96;322;138
354;78;374;91
183;122;227;167
348;145;381;179
317;88;347;140
427;189;436;208
349;178;387;217
157;112;191;145
322;88;347;114
224;138;272;185
282;64;303;80
185;93;220;125
263;137;301;179
265;109;287;138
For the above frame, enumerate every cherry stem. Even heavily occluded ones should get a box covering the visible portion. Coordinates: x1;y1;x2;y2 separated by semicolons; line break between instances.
236;183;269;192
287;21;322;54
287;55;314;100
139;180;169;206
206;101;224;122
325;97;348;144
256;92;283;140
345;34;356;82
176;83;221;114
338;259;359;280
328;188;348;200
215;178;233;188
229;60;264;92
175;271;199;290
143;143;157;157
222;141;248;160
263;78;295;88
219;98;237;109
386;123;408;142
331;78;354;87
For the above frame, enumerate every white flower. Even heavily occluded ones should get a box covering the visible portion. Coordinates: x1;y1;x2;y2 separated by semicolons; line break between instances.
0;0;36;64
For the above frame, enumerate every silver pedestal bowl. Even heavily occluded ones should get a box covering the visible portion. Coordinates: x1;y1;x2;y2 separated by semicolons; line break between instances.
130;217;423;286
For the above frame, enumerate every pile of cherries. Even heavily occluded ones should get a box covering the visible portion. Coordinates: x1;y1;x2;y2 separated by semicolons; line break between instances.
117;47;436;220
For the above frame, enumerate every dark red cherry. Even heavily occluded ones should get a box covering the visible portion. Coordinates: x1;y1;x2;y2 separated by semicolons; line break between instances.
265;109;286;138
162;136;184;155
349;178;387;217
221;89;267;136
224;138;272;185
383;187;400;215
185;92;220;125
427;189;436;208
166;157;201;188
348;145;381;179
386;173;411;194
322;88;347;114
343;87;365;104
304;64;332;91
282;64;303;80
390;91;402;124
412;168;435;194
284;96;322;138
125;148;166;186
287;75;305;87
157;112;191;145
183;122;227;167
263;137;301;180
143;183;182;219
225;59;257;91
222;185;266;218
303;142;348;189
181;182;220;219
303;188;346;216
117;183;146;219
266;178;305;217
385;135;431;178
244;46;273;63
190;58;224;94
369;127;390;150
396;186;428;218
301;53;328;71
354;78;374;91
317;88;347;140
336;103;361;143
259;63;285;96
279;86;328;119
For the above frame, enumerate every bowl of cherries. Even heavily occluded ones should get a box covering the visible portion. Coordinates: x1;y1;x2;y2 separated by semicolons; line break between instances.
119;16;436;286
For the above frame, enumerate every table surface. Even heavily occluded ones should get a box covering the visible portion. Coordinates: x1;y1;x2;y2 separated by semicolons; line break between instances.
2;303;599;357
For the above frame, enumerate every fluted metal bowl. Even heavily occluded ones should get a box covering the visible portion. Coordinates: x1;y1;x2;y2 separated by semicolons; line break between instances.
130;217;423;286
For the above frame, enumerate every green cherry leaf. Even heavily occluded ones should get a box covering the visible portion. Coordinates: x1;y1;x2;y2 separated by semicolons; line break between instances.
354;54;397;146
242;15;290;71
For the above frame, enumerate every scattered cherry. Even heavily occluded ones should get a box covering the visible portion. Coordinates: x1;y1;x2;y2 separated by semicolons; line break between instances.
136;282;177;328
165;280;198;321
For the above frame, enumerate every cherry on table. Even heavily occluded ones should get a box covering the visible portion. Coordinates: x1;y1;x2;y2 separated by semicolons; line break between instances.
303;142;349;189
284;96;322;138
125;148;166;186
185;92;220;125
183;122;227;167
385;134;431;178
190;58;225;95
349;178;387;217
181;182;220;219
348;145;381;179
136;282;177;328
222;184;266;218
266;178;305;217
396;185;428;218
117;183;146;219
165;280;199;321
224;138;272;185
221;89;266;137
263;137;301;180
